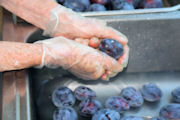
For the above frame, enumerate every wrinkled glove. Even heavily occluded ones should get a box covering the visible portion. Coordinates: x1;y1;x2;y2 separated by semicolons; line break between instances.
43;5;129;79
35;37;123;80
43;5;128;45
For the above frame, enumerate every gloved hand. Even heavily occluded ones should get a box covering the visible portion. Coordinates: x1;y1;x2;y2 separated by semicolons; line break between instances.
44;5;128;44
36;37;123;80
43;5;129;79
74;37;129;79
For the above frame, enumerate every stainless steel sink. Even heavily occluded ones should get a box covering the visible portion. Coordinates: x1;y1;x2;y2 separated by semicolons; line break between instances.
1;5;180;120
28;67;180;120
1;71;32;120
26;9;180;120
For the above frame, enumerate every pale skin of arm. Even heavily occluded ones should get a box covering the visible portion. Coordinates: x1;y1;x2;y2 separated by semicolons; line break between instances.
0;0;58;30
0;0;57;71
0;41;43;72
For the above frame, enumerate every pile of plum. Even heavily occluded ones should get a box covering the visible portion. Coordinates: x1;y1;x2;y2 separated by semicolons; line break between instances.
56;0;164;12
52;83;180;120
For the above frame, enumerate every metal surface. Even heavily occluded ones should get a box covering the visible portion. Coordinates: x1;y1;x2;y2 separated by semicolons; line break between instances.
29;68;180;120
107;12;180;73
81;4;180;17
1;71;31;120
12;14;17;25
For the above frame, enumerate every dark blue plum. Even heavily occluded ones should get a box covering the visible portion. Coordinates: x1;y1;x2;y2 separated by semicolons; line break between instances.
52;86;75;107
63;0;86;12
141;83;162;102
150;117;165;120
53;107;78;120
92;108;121;120
159;104;180;120
172;87;180;103
111;0;135;10
56;0;65;4
121;116;144;120
105;96;130;113
142;0;163;8
87;4;107;12
99;39;124;59
78;99;102;117
74;86;96;101
121;87;144;107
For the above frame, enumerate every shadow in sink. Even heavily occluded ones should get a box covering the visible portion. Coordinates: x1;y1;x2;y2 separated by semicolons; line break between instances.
26;29;51;43
27;29;180;120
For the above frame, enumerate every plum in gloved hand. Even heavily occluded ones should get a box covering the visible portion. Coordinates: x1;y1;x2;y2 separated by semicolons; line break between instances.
43;4;129;73
35;36;123;80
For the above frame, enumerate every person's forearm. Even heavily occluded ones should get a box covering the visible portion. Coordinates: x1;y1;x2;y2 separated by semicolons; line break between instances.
0;0;58;30
0;41;43;72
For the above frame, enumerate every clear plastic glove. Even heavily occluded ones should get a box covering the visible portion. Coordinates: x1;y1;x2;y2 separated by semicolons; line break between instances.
36;37;123;80
44;5;128;45
74;37;129;79
43;5;129;79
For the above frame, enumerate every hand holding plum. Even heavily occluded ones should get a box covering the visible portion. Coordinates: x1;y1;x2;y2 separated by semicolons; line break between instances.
35;37;124;80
